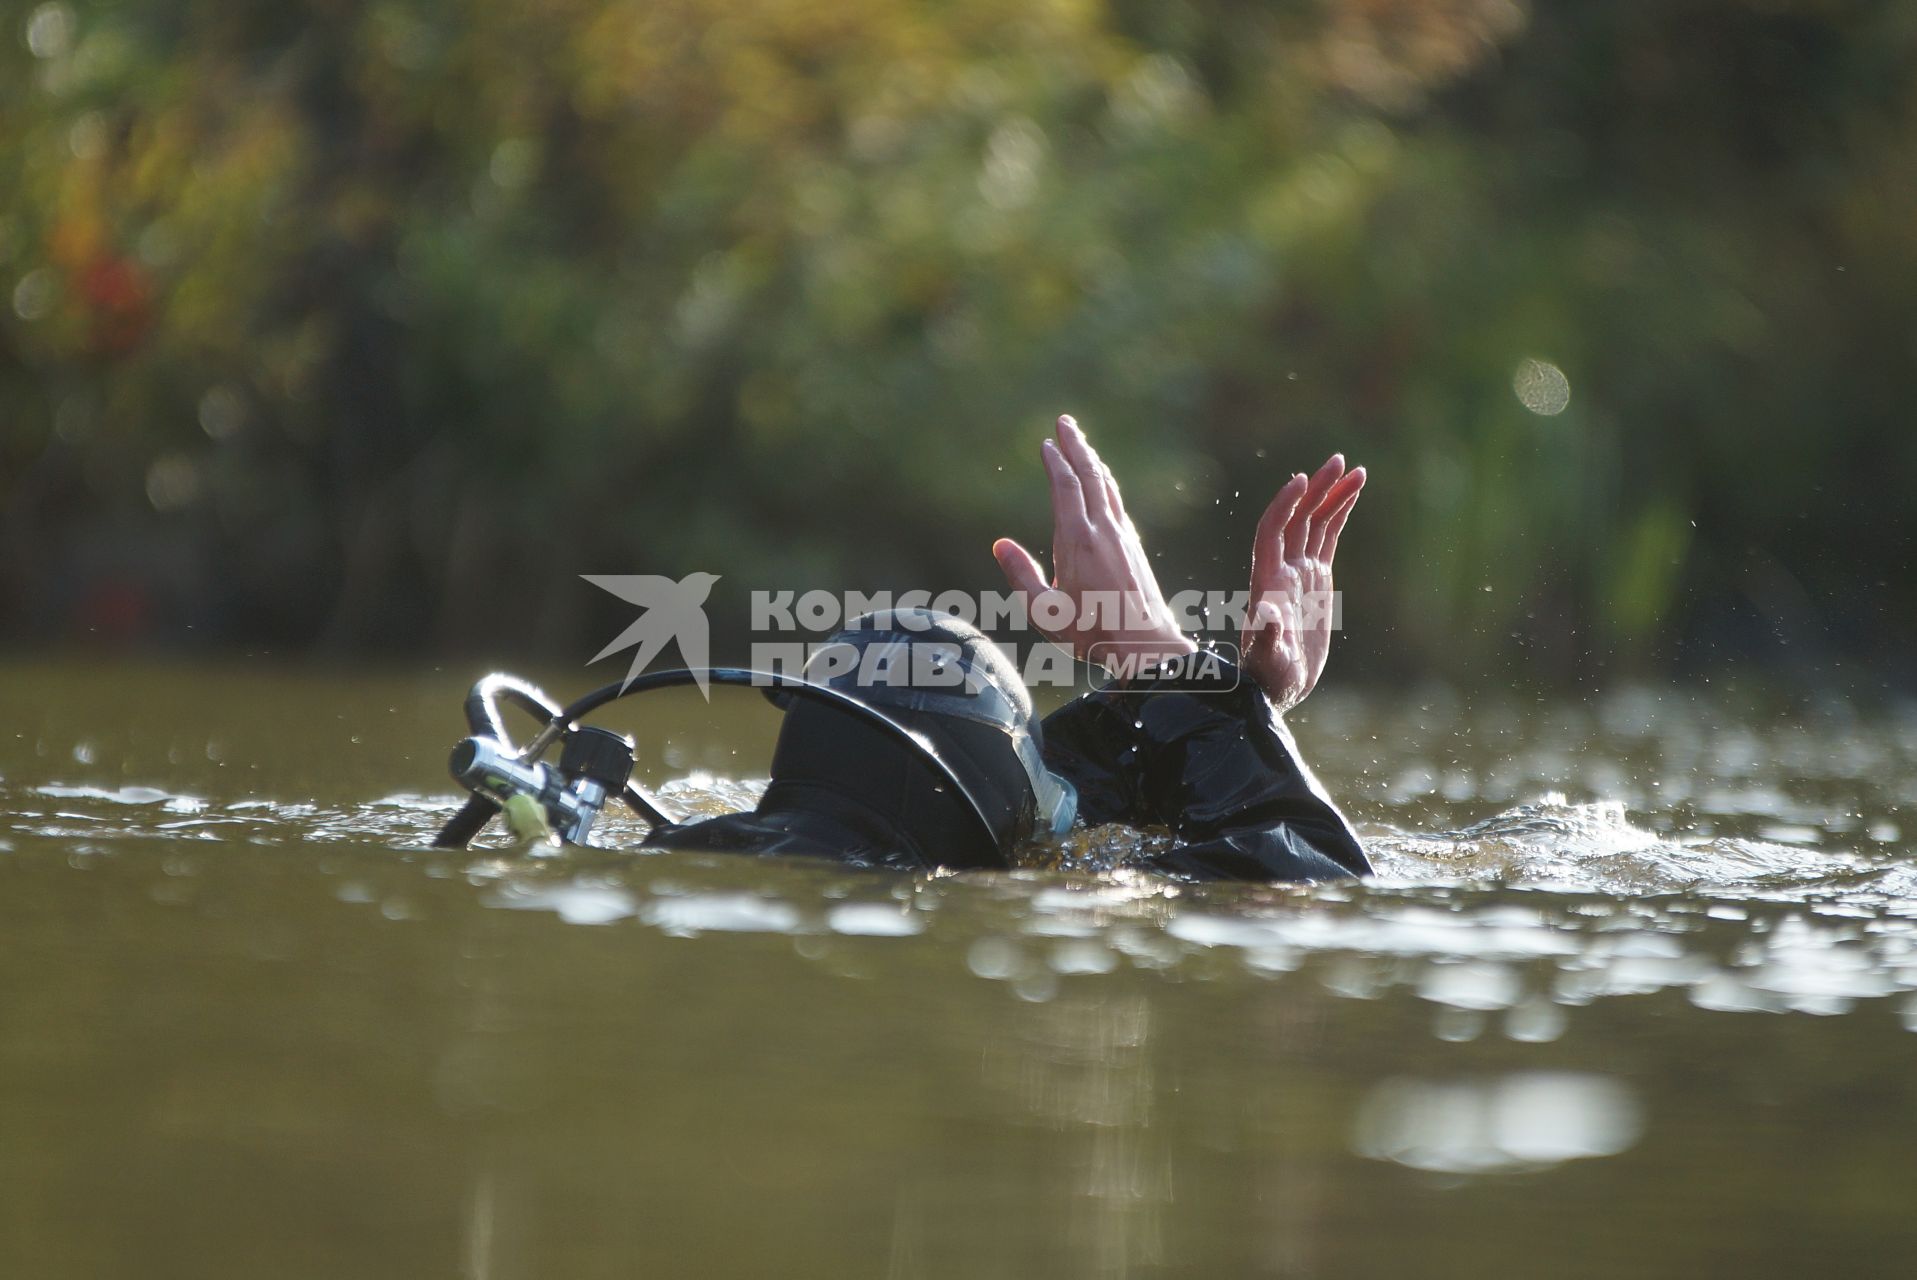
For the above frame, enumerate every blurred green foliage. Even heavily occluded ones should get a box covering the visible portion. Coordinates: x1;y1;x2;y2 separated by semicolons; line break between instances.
1;0;1912;681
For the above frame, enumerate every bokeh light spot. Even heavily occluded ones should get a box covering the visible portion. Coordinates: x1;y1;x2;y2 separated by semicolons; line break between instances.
1513;358;1571;416
146;455;201;512
24;3;73;59
12;268;56;320
199;386;246;440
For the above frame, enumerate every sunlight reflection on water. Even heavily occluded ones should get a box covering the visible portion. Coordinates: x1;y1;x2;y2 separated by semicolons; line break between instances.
1353;1072;1642;1174
6;669;1917;1273
18;740;1917;1033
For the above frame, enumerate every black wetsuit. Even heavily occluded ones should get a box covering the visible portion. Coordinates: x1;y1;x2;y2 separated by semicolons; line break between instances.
643;657;1369;883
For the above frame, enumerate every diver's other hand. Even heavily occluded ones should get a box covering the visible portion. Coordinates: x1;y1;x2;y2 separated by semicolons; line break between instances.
992;415;1196;672
1241;453;1365;713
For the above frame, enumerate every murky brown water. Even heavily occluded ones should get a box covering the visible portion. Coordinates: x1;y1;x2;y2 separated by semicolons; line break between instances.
3;661;1915;1277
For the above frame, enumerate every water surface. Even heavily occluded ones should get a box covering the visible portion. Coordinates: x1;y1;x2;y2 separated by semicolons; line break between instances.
3;661;1914;1277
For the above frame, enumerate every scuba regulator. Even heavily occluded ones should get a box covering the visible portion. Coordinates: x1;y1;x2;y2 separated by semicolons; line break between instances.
449;726;636;846
434;673;639;849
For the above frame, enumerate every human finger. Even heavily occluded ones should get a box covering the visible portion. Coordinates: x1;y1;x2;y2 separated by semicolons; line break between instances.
1102;464;1129;527
1303;461;1364;555
992;537;1050;598
1054;415;1114;523
1316;468;1366;564
1245;594;1283;637
1283;454;1345;562
1252;473;1310;579
1239;593;1283;652
1080;420;1131;525
1041;437;1088;529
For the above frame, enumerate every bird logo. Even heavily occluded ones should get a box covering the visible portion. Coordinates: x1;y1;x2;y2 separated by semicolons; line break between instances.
583;572;722;698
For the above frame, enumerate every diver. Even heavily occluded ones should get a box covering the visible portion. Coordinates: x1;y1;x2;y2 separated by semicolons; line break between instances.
633;415;1371;882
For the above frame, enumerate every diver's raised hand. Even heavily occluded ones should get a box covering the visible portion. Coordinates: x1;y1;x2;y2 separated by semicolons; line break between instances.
1241;454;1365;712
992;415;1196;672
